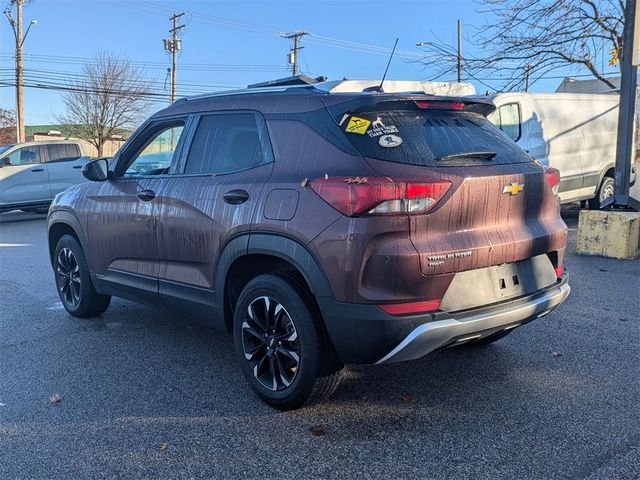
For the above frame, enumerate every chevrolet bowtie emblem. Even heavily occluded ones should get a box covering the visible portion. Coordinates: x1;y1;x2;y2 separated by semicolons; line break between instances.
502;182;524;195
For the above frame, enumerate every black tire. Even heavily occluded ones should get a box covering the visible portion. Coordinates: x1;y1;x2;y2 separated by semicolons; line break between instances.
53;234;111;318
588;175;614;210
460;329;513;347
233;273;343;410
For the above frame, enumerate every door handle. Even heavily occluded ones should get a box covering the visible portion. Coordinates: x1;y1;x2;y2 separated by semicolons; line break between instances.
31;168;44;172
72;165;82;169
223;189;249;205
136;189;156;202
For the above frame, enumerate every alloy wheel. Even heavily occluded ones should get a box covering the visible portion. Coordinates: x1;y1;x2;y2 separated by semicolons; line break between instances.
56;247;81;307
241;296;300;391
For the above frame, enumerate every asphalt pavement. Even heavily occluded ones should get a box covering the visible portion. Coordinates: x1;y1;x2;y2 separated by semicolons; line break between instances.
0;207;638;479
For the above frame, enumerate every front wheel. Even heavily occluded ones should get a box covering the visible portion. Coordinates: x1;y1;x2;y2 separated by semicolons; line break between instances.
54;234;111;317
233;274;343;410
589;175;614;209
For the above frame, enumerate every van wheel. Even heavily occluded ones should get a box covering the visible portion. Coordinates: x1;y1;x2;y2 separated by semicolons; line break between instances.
233;274;343;410
54;234;111;317
589;175;614;209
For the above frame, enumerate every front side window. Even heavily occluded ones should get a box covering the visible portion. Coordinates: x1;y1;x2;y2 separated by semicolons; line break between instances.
497;103;521;141
488;103;521;142
184;113;264;175
46;144;81;163
125;124;185;176
4;146;41;166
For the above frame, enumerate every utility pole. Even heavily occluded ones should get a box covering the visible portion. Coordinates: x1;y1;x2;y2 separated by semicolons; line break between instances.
5;0;36;143
163;12;185;103
456;19;462;83
281;31;308;76
524;64;531;92
602;0;639;210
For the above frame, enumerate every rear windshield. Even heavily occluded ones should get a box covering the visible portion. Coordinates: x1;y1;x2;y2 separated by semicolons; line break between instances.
338;110;531;167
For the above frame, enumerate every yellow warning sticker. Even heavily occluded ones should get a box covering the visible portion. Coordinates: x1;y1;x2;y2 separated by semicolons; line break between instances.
344;116;371;135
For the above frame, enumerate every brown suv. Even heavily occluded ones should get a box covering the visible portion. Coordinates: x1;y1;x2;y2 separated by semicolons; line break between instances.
47;84;570;410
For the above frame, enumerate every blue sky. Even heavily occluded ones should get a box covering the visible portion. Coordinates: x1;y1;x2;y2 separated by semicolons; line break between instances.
0;0;619;125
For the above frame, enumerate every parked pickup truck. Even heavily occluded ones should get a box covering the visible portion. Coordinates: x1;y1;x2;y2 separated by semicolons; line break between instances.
486;92;637;209
0;140;93;214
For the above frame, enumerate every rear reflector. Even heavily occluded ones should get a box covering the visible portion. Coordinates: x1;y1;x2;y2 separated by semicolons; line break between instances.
310;177;452;217
545;167;561;196
415;100;465;110
555;265;565;277
378;299;442;315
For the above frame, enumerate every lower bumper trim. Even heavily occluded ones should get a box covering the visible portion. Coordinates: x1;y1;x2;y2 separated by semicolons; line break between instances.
374;283;571;365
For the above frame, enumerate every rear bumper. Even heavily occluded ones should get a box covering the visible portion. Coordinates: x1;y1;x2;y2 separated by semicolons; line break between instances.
375;280;570;364
318;274;570;364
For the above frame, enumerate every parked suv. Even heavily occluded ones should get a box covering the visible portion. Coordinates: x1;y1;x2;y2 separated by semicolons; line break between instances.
48;84;570;410
0;140;92;214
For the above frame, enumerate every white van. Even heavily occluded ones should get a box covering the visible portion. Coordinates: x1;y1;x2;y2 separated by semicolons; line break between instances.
486;92;636;208
0;140;93;214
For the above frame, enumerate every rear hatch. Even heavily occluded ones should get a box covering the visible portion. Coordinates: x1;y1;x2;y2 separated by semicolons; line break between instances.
324;96;567;277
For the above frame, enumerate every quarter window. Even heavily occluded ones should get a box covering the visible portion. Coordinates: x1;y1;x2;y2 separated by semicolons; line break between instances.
125;124;185;176
184;113;264;174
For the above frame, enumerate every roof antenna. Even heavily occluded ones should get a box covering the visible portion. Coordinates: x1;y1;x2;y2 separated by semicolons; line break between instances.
364;38;398;93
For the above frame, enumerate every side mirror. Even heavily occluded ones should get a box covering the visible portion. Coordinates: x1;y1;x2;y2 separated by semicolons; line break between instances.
1;158;10;167
82;158;110;181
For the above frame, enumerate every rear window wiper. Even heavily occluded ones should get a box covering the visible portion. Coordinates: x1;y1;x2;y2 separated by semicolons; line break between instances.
437;151;497;162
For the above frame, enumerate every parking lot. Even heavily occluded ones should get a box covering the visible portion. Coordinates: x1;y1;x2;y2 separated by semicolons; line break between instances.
0;207;638;479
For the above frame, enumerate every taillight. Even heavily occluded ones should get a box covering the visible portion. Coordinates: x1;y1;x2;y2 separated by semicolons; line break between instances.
555;265;565;277
378;299;442;315
310;177;452;216
415;100;465;110
545;167;561;196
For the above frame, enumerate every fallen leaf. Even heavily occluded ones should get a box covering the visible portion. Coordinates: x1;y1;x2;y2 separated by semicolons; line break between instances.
619;317;630;321
160;442;169;451
551;351;562;357
49;393;63;404
309;425;326;437
401;395;417;404
599;269;608;272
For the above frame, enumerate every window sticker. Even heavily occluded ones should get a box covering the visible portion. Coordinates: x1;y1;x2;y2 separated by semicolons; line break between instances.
345;116;372;135
379;134;403;148
366;117;399;138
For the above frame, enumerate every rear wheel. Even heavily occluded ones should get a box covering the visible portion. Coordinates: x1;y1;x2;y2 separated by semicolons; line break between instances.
54;234;111;317
589;175;614;209
233;274;343;410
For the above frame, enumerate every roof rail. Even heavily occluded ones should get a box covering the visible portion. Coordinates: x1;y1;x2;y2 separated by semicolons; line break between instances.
248;75;327;88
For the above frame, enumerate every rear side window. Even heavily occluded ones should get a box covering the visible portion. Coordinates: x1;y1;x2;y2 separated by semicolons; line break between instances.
184;113;264;174
46;144;81;162
339;109;530;167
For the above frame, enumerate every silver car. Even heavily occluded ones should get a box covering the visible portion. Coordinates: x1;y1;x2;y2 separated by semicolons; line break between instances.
0;140;92;214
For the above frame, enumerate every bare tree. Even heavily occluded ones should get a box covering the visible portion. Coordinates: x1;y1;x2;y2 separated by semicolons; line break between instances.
58;52;152;156
419;0;625;91
0;108;17;145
